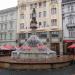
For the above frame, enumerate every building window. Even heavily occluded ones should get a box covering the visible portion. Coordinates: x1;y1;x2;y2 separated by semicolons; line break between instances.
4;15;8;21
4;33;6;40
10;21;13;29
39;22;42;26
43;1;46;7
0;34;3;40
39;2;42;8
30;4;33;9
68;15;74;24
4;24;7;29
39;12;42;17
20;23;24;29
68;16;71;24
43;11;46;17
25;26;27;29
20;4;26;10
51;0;57;3
43;21;46;27
28;33;31;37
10;33;12;40
51;8;56;14
51;19;57;26
26;27;27;29
1;16;3;21
69;31;72;38
38;32;47;38
20;14;24;19
71;5;74;12
51;31;59;38
68;4;74;12
69;30;75;38
19;33;26;39
10;13;14;20
34;3;37;8
1;23;3;30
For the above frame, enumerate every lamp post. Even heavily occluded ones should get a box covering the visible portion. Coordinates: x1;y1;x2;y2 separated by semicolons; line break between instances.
30;8;37;35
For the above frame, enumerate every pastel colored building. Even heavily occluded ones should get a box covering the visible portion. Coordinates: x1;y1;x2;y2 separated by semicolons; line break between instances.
0;7;17;45
62;0;75;54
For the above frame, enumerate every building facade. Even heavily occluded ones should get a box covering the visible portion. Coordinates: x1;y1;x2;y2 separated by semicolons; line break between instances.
62;0;75;54
0;7;17;45
17;0;63;54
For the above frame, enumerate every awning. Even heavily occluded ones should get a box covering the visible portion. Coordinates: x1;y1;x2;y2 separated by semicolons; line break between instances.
64;40;75;43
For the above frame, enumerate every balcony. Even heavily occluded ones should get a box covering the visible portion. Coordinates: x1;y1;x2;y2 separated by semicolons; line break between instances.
51;38;59;43
66;23;75;30
66;23;75;27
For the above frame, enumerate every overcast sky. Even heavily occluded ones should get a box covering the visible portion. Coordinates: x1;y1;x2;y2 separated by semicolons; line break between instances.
0;0;17;10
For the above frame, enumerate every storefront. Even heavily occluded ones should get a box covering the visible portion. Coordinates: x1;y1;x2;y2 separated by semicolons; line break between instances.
51;43;60;55
63;40;75;54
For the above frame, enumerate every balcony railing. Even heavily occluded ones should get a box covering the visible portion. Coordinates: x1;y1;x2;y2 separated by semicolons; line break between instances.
66;23;75;29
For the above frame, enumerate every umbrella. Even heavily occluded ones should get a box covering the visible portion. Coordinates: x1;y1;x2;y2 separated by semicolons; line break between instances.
0;46;8;50
0;44;14;50
68;44;75;48
68;44;75;63
4;44;14;50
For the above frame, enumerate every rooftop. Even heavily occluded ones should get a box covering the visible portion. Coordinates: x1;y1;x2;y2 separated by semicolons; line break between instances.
0;6;17;14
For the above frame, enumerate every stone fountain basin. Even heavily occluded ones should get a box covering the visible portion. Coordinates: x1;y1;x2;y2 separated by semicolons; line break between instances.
11;47;56;59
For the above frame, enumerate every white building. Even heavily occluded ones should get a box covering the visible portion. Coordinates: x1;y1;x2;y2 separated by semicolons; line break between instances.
0;7;18;45
62;0;75;54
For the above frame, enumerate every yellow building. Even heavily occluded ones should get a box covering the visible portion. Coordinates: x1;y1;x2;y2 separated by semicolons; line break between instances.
17;0;63;55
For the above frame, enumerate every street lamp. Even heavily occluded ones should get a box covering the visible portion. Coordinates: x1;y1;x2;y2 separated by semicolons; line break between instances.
30;8;37;35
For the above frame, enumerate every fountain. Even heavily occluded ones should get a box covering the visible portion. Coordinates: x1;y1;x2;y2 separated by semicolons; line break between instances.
11;8;56;60
11;35;56;60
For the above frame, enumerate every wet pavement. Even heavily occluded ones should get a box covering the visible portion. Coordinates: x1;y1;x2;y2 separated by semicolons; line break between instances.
0;65;75;75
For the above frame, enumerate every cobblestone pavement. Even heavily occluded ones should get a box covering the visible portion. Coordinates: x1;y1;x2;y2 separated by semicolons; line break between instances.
0;65;75;75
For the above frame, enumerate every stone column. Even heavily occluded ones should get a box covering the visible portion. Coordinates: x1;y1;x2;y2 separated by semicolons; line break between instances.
64;43;67;54
59;31;63;55
60;42;63;55
47;31;51;49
